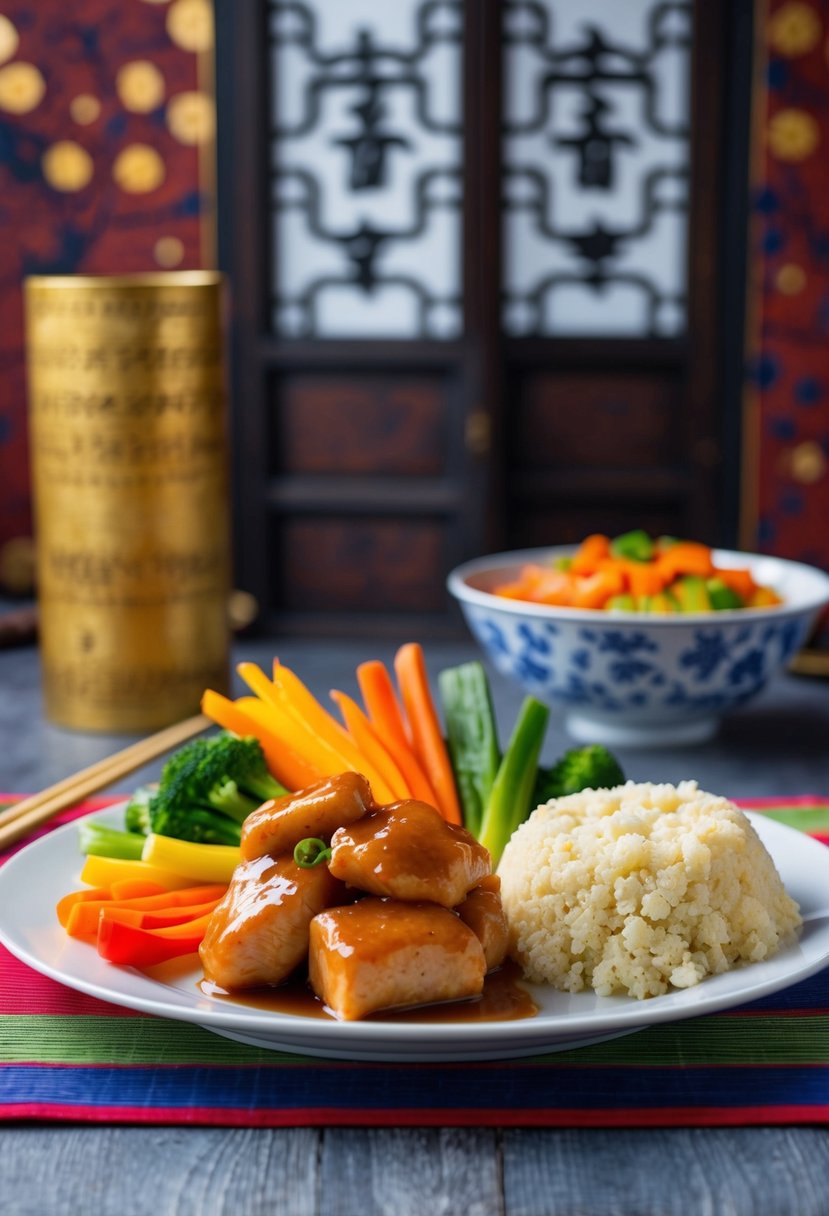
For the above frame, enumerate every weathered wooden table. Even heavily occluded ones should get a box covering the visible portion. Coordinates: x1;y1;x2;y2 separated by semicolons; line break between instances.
2;636;829;1216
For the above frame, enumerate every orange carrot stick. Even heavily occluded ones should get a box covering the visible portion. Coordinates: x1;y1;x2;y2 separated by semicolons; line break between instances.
56;887;111;929
393;643;462;825
201;688;321;791
65;883;228;939
356;660;439;805
330;689;410;800
109;881;169;901
96;897;222;931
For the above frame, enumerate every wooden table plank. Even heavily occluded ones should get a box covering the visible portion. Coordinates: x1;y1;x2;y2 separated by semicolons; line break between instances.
502;1127;829;1216
321;1128;502;1216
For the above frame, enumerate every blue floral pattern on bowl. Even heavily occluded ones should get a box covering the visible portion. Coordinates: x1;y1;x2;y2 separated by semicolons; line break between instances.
464;607;810;720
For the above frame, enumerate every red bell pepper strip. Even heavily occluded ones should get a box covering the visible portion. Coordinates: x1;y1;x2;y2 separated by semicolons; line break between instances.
96;911;214;967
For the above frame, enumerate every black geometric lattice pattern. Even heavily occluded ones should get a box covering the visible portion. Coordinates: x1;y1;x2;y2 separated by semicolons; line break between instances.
269;0;464;339
502;0;692;337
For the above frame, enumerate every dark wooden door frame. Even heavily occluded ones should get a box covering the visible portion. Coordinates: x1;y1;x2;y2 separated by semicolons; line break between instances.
214;0;753;629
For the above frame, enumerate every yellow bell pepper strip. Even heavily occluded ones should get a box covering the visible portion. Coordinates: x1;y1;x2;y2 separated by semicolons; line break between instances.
239;661;396;803
200;688;322;791
394;643;463;825
356;660;439;806
141;833;240;883
80;855;201;892
329;689;410;800
64;883;228;940
97;910;215;967
236;663;347;780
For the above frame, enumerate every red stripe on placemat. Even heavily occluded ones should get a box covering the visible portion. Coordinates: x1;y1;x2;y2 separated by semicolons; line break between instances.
0;950;143;1016
737;796;828;807
5;1103;829;1128
0;795;144;1016
0;796;123;861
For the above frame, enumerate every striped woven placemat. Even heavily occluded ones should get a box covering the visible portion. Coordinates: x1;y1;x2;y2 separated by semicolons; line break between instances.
1;797;828;1127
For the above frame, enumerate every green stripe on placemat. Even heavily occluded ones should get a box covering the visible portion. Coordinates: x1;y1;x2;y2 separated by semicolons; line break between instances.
540;1016;829;1066
3;1013;829;1067
757;806;829;832
0;1016;311;1065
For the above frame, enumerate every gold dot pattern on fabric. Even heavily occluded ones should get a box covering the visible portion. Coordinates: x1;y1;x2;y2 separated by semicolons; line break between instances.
42;140;94;192
776;263;807;294
70;93;101;125
0;61;45;113
116;60;165;113
153;235;185;266
768;108;820;160
769;2;822;56
0;14;19;65
166;0;214;53
166;90;214;144
112;143;166;193
790;441;826;484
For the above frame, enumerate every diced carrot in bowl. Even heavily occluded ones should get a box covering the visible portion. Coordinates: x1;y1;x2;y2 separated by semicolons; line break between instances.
570;534;611;575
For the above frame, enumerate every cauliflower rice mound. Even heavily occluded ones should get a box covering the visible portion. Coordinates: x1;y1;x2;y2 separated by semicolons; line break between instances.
497;781;801;999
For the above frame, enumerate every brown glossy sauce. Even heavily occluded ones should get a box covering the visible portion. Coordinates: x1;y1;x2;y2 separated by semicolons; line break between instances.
197;959;537;1024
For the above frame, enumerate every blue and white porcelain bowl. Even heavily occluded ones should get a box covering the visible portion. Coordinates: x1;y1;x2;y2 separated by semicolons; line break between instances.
448;546;829;748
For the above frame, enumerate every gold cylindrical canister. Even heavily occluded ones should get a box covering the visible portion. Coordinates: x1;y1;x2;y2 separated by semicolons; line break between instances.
25;272;231;732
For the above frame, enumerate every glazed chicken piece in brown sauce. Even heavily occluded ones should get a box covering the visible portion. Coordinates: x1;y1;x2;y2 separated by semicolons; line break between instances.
455;875;509;971
240;772;373;862
199;853;346;990
309;898;487;1021
328;799;491;908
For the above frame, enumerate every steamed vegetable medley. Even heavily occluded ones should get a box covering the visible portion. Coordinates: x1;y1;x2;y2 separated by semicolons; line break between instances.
493;531;783;613
57;645;623;1015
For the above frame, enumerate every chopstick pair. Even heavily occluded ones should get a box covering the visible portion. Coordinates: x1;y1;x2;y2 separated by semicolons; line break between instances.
0;713;212;851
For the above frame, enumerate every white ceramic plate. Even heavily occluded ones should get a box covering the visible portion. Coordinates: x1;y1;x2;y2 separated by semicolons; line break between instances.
2;808;829;1062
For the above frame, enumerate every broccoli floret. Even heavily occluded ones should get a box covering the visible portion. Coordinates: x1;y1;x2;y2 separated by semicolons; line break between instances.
125;786;154;835
131;731;289;847
198;733;287;806
533;744;625;805
156;733;286;824
147;787;243;846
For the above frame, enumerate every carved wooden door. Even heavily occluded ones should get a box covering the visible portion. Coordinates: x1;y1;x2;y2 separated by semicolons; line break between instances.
217;0;746;635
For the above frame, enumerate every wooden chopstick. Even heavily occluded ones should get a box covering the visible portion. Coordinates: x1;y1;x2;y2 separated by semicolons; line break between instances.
0;713;212;851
